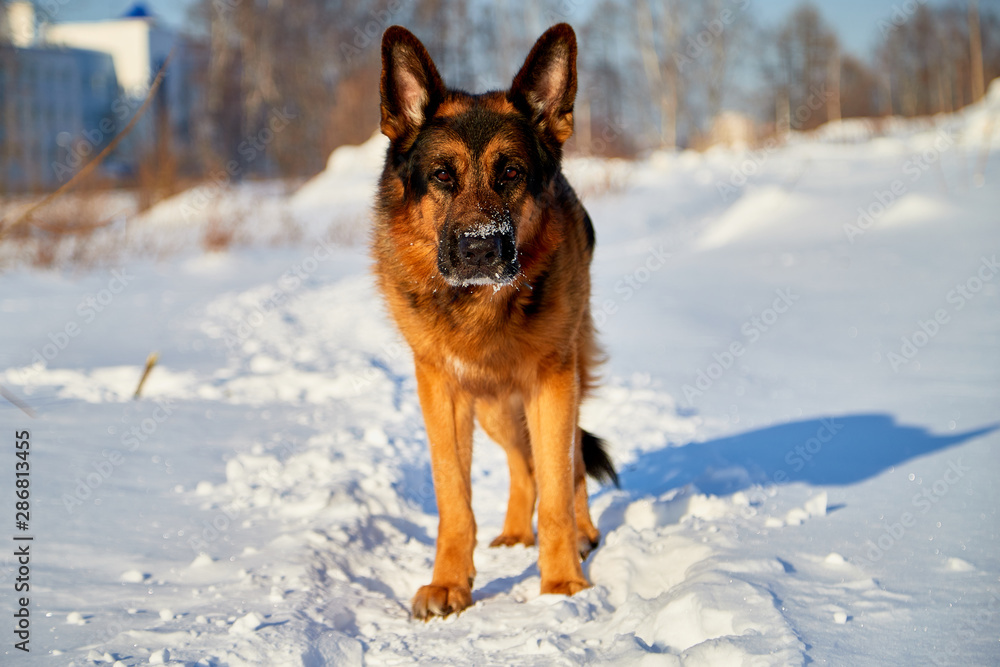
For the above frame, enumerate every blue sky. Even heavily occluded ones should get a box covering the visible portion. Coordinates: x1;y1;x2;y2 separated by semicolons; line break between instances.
751;0;953;57
45;0;953;60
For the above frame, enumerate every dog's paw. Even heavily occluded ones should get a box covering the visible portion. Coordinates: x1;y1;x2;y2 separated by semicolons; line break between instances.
490;532;535;548
411;584;473;620
577;534;599;560
540;578;590;596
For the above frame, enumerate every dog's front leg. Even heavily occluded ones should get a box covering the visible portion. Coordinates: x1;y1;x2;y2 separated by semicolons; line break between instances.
411;360;476;620
526;362;590;596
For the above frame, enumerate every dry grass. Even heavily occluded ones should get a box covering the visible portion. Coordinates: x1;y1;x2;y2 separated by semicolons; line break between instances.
0;194;134;271
202;211;241;252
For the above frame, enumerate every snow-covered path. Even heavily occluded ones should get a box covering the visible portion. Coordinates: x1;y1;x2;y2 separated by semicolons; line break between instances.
2;87;999;665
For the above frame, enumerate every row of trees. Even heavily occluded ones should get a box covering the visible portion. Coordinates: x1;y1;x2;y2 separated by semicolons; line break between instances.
2;0;997;192
183;0;998;176
622;0;998;148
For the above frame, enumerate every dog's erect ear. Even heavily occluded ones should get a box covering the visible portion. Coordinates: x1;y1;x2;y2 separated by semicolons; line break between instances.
380;26;446;145
510;23;577;145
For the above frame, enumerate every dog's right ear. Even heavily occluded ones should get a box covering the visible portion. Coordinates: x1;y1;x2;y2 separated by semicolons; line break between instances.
380;26;446;146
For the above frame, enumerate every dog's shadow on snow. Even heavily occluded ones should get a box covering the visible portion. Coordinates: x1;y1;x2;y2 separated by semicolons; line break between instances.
407;414;995;606
602;413;995;524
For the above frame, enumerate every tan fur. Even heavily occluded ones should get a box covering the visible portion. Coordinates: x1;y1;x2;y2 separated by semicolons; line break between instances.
374;23;603;620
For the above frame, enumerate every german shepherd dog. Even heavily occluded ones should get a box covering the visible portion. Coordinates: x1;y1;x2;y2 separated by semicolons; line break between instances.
373;23;616;620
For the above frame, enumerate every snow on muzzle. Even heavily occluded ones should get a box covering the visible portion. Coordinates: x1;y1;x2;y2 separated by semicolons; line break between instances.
437;216;520;287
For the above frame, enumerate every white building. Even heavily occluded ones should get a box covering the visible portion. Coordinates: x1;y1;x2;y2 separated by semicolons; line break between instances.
1;2;119;191
6;1;36;47
43;3;175;98
1;1;197;192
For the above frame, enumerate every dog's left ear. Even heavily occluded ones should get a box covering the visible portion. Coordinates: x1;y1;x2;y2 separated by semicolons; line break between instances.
511;23;577;145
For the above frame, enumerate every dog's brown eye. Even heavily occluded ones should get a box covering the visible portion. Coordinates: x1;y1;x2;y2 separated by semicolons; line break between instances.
434;170;452;183
502;167;520;182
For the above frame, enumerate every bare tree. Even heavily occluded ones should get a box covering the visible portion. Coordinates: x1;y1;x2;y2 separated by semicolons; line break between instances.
969;0;985;102
0;0;8;45
826;41;841;122
774;4;839;130
697;0;736;122
186;0;388;179
876;1;999;118
839;55;881;119
409;0;473;89
635;0;676;148
580;0;639;156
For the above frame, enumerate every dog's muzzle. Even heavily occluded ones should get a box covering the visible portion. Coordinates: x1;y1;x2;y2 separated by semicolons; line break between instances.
438;226;519;287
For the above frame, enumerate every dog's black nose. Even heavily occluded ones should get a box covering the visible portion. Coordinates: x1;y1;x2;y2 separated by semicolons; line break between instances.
458;234;503;268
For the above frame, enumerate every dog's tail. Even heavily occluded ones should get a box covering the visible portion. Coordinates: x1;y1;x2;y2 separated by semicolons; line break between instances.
582;430;619;488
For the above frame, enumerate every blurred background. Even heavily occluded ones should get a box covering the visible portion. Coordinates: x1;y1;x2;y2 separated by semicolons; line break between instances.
0;0;997;200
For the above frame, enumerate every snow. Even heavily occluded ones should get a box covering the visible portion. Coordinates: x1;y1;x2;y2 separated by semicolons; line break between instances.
1;84;999;665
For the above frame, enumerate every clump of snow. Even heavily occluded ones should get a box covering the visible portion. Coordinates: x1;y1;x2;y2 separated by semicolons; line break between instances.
229;611;264;635
190;553;215;568
878;194;959;230
120;569;147;583
945;557;976;572
148;647;170;664
289;131;388;234
824;553;847;566
785;508;810;526
804;491;827;517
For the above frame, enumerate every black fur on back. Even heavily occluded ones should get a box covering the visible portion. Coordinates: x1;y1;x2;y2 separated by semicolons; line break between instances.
582;430;618;488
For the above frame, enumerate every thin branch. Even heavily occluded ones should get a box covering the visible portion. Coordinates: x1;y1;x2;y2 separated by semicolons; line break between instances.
0;49;175;241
